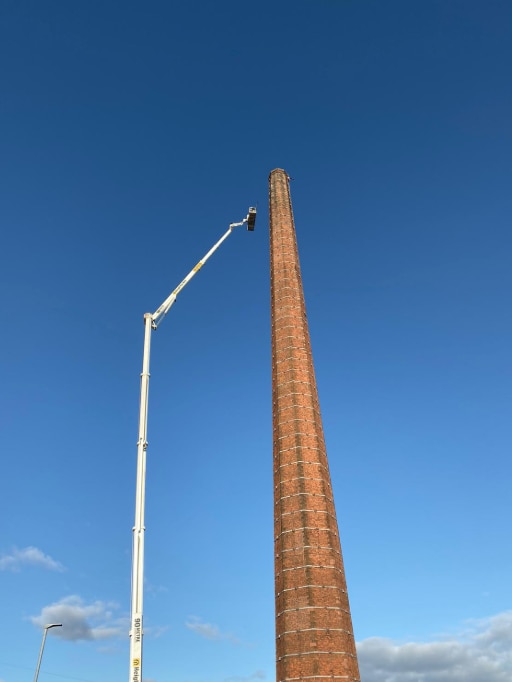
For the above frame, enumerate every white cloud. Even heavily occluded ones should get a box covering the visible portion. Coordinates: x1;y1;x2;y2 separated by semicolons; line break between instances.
145;580;169;597
144;624;169;639
30;596;127;641
357;611;512;682
0;546;65;572
186;616;240;645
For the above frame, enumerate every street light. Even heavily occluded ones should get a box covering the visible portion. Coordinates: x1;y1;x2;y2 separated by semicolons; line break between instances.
128;208;256;682
33;623;62;682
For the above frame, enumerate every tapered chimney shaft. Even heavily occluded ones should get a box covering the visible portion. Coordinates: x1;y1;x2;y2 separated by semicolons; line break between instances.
270;169;360;682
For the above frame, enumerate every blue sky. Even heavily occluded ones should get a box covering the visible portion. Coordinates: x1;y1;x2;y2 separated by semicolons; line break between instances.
1;1;511;681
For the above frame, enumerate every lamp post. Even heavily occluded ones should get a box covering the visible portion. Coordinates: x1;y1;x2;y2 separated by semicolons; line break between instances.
128;208;256;682
33;623;62;682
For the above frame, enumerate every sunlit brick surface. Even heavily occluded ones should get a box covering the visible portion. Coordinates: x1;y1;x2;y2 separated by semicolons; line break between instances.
270;169;360;682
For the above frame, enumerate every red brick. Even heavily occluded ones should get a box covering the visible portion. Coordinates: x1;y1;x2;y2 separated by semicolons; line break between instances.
270;169;360;682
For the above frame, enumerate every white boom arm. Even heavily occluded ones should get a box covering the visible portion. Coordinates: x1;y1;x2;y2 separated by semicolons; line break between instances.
129;210;255;682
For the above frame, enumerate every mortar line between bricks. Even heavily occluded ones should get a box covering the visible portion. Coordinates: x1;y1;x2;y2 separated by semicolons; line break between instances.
278;675;359;682
279;546;341;555
274;356;311;366
275;527;337;539
279;628;353;636
273;379;314;388
277;604;349;613
277;406;319;416
278;652;357;660
277;585;341;595
278;493;332;501
275;346;309;354
280;565;346;574
277;448;326;457
276;477;326;485
281;509;336;519
277;464;329;474
274;390;314;396
277;432;321;440
274;417;319;427
272;322;310;331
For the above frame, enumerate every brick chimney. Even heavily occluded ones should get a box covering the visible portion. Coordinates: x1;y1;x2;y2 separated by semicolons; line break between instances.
270;169;360;682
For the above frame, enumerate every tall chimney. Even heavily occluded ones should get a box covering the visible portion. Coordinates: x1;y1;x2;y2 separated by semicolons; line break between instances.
270;169;360;682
